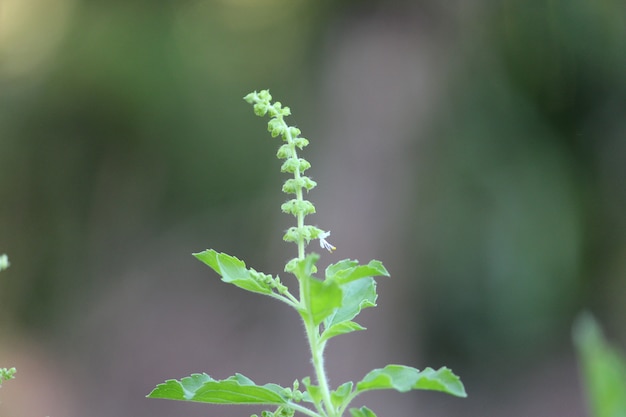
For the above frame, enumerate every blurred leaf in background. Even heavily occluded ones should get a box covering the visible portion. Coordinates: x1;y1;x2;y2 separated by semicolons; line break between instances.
416;0;626;371
574;313;626;417
0;0;323;332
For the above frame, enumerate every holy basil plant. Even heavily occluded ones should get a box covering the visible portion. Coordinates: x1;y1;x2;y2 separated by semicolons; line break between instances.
147;90;466;417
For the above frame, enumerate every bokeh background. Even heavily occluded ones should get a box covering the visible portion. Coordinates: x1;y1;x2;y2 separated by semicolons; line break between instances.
1;1;625;416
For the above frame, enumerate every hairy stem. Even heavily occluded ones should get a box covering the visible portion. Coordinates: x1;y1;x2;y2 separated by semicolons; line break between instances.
304;319;335;417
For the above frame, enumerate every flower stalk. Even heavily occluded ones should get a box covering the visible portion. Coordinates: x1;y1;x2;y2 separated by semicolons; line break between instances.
244;90;333;262
245;90;337;415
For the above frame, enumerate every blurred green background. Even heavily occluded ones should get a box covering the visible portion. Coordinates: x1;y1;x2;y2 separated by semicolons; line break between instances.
1;1;625;416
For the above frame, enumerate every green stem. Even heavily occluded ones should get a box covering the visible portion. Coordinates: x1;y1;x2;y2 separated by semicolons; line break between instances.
270;97;333;416
304;319;335;417
289;402;325;417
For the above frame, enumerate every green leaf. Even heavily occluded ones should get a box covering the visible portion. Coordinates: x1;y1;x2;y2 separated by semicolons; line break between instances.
147;373;288;405
301;377;322;405
573;313;626;417
304;275;343;326
290;253;319;279
325;278;377;328
193;249;273;296
325;259;389;284
350;406;377;417
356;365;466;398
320;321;366;344
288;254;342;325
331;382;353;410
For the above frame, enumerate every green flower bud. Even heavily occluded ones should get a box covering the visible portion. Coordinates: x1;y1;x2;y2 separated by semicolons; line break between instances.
283;177;316;194
274;280;289;295
307;226;324;240
280;159;298;174
299;159;311;172
280;158;311;174
253;103;268;117
282;179;296;194
282;126;301;141
301;200;316;215
281;199;315;216
283;226;314;244
292;391;303;402
299;226;313;243
243;92;257;104
282;178;300;194
258;89;271;101
302;176;317;191
276;144;294;159
268;118;285;137
268;101;282;117
293;137;309;149
283;227;299;243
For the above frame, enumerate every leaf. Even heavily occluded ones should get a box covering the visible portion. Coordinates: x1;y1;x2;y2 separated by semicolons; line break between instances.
326;259;389;284
304;275;343;326
573;312;626;417
320;259;387;339
290;253;319;280
325;278;377;328
301;377;322;405
320;321;366;344
331;382;353;410
147;373;288;405
356;365;466;398
350;406;377;417
194;249;273;295
287;254;342;326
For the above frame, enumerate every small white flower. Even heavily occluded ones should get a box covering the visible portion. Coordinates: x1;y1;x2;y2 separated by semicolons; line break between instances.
318;231;336;252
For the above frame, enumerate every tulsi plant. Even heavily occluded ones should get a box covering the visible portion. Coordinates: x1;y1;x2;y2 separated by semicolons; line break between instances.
147;90;466;417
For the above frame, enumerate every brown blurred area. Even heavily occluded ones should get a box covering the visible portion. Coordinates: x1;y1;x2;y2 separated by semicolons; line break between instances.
1;1;625;416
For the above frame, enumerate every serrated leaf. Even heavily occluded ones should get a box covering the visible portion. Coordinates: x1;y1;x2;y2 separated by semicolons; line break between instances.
325;278;377;328
305;275;343;325
356;365;466;398
325;259;389;284
573;313;626;417
350;406;377;417
320;321;366;344
194;249;273;295
147;373;288;405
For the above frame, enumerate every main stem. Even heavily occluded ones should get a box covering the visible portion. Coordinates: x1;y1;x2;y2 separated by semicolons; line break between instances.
283;126;335;416
306;321;335;417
